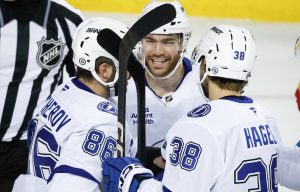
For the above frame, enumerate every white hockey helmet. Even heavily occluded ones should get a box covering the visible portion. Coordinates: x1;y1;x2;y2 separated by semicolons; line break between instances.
141;0;191;52
139;0;191;79
72;17;128;88
191;24;257;82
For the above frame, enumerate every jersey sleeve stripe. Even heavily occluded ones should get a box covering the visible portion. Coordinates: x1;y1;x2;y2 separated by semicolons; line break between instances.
48;165;99;184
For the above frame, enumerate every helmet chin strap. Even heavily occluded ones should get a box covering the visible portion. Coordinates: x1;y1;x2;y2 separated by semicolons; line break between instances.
197;82;209;102
91;67;119;97
109;84;118;97
199;71;208;84
197;71;209;102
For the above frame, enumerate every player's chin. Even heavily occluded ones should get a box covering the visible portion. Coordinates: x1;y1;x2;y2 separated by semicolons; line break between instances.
150;62;170;71
149;68;168;77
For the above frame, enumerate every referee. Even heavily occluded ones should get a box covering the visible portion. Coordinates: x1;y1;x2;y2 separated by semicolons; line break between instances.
0;0;83;191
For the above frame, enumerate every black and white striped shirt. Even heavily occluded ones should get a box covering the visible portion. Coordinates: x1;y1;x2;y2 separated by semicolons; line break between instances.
0;0;83;141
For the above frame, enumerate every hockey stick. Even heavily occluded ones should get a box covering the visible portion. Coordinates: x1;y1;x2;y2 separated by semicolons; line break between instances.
119;4;176;163
98;4;176;162
97;30;145;157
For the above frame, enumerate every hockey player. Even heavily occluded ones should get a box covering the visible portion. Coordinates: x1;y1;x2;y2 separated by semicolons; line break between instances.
126;0;206;173
101;25;300;191
12;17;133;192
275;36;300;191
0;1;83;191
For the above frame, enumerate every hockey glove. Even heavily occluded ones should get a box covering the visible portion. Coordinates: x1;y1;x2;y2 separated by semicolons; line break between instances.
102;157;153;192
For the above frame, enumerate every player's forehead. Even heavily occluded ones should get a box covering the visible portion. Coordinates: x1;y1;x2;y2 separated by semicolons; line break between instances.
143;34;180;41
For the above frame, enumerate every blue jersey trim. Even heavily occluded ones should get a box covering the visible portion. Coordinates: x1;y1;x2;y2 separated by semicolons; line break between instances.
145;57;192;98
145;80;160;98
47;165;99;184
72;78;96;95
296;140;300;147
221;96;253;104
163;185;172;192
174;57;192;92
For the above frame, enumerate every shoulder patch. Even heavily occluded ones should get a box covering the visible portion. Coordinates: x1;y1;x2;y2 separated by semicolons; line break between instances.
187;104;211;118
97;101;118;116
36;37;65;70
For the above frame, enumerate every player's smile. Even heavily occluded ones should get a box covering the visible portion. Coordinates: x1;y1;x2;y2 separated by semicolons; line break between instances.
151;57;168;67
146;55;175;77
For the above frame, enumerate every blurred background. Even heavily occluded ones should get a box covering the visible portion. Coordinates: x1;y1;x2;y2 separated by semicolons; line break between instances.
67;1;300;191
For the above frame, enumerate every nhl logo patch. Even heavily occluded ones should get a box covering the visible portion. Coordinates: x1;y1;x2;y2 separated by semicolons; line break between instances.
97;101;118;116
187;104;211;118
36;37;65;70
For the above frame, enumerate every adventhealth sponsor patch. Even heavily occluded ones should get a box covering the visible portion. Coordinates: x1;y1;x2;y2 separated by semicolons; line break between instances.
187;104;211;118
97;101;118;116
130;107;154;125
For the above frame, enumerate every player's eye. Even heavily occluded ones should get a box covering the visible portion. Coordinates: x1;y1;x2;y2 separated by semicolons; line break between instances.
164;41;175;45
144;39;155;44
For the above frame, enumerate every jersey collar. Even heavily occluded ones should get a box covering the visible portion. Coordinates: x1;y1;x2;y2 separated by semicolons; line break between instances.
34;0;51;27
0;0;50;27
221;95;253;103
0;2;14;26
174;57;192;91
71;78;97;95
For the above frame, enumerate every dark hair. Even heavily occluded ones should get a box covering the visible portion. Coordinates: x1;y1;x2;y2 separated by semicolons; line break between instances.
209;76;247;92
76;56;114;82
200;59;247;93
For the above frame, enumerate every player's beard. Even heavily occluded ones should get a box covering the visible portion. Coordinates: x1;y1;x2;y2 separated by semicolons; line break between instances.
145;53;180;78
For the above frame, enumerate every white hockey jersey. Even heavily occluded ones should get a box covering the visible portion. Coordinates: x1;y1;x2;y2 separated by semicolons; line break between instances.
28;78;132;191
126;58;206;147
139;96;282;191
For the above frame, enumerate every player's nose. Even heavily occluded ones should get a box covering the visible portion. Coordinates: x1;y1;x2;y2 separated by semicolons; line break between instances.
152;42;165;55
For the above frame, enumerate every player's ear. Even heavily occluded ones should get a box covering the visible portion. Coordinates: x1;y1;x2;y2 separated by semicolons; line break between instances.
97;63;114;82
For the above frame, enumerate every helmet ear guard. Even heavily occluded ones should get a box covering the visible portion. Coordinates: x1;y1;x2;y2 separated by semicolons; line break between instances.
71;17;129;96
191;24;257;82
